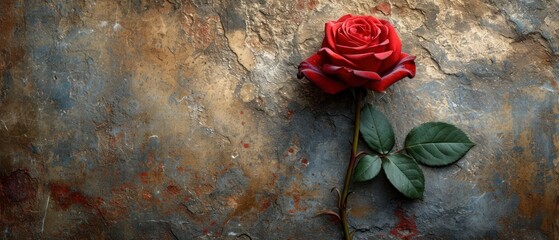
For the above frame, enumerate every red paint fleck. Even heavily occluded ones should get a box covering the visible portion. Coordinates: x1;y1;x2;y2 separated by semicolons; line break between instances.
390;207;418;240
240;111;244;115
286;109;294;120
288;148;294;153
296;0;318;10
243;143;250;149
300;158;309;166
296;0;305;10
268;173;279;188
50;183;100;210
288;195;303;213
373;2;392;15
260;197;271;211
293;195;301;209
142;191;153;201
139;172;149;183
167;185;181;195
0;170;36;203
203;228;209;235
308;0;318;9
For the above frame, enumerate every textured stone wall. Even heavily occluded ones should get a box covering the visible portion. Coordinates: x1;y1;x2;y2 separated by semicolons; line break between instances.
1;0;558;239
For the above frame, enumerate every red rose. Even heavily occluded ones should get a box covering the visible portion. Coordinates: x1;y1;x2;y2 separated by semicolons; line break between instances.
297;14;416;94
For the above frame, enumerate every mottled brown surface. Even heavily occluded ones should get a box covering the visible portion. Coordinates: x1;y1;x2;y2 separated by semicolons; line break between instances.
0;0;558;239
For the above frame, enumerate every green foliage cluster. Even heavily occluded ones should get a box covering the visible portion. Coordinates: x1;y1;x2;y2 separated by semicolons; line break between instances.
354;104;475;199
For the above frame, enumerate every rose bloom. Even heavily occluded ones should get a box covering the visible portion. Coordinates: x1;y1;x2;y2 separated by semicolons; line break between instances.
298;14;416;94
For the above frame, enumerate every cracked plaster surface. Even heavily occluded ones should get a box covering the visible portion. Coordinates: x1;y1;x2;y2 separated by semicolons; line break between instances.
0;0;558;239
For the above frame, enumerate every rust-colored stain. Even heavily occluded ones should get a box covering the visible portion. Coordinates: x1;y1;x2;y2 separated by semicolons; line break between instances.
296;0;319;11
229;187;278;220
286;181;312;214
506;128;559;235
479;90;559;237
141;190;153;201
287;109;294;120
259;196;272;211
166;184;181;195
138;165;165;184
390;207;418;240
50;183;103;210
288;195;303;214
349;204;375;218
300;157;309;167
373;2;392;15
139;172;149;183
230;189;258;216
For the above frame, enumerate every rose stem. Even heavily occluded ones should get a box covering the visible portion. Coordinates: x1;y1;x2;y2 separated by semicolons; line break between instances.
340;88;362;240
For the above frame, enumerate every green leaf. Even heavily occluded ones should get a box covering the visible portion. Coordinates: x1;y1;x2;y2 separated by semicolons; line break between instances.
382;154;425;199
405;122;475;166
353;155;382;182
359;104;394;154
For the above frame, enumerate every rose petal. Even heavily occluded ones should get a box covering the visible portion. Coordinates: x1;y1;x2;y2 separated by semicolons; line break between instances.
319;48;361;69
365;52;416;92
324;48;382;72
337;50;384;72
343;27;368;46
371;24;381;41
322;22;342;49
342;50;392;61
298;53;349;94
342;52;377;60
298;51;324;69
300;68;349;94
336;29;361;47
375;25;388;43
373;50;393;60
377;20;402;73
353;70;382;81
335;39;388;54
366;16;382;25
322;64;370;87
341;19;371;46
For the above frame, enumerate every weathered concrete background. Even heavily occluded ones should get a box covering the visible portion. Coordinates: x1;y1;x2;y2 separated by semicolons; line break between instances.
1;0;558;239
